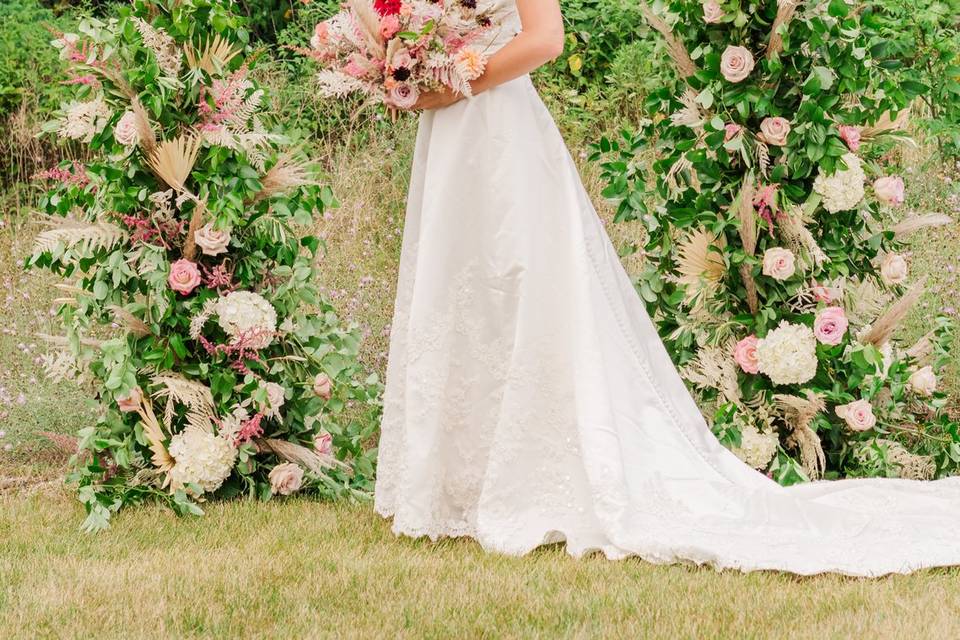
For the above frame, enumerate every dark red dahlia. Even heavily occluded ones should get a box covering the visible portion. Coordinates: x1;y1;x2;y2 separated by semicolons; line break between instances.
392;66;411;81
374;0;402;16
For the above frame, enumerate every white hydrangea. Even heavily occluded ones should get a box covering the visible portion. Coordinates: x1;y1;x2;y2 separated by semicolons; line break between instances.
813;153;865;213
731;424;779;470
58;95;112;143
168;428;237;494
215;291;278;349
756;321;819;385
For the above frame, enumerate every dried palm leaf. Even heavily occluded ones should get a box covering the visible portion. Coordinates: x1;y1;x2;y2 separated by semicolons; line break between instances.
251;153;319;204
107;305;151;338
860;108;911;141
860;280;926;347
766;0;799;60
184;34;241;74
775;391;826;479
255;438;350;473
151;373;217;433
891;213;953;238
638;2;697;80
135;395;175;477
675;227;727;303
147;134;201;192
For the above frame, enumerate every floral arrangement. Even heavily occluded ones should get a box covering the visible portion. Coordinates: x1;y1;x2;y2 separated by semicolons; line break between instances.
595;0;960;483
29;0;382;530
297;0;495;108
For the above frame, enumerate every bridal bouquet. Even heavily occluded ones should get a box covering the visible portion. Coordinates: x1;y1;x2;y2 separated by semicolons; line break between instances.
301;0;493;108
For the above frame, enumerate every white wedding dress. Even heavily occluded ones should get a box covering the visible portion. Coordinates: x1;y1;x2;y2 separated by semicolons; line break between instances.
374;0;960;576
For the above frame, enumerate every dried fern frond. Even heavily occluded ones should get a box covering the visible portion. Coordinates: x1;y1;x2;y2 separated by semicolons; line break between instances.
891;213;953;238
107;305;151;337
675;227;727;303
638;2;697;80
860;280;926;347
775;391;826;479
32;218;128;257
252;153;320;204
669;88;705;129
844;278;890;326
855;438;934;480
151;374;217;433
147;134;201;191
766;0;799;60
756;141;771;178
184;34;241;74
130;96;157;156
679;340;741;406
255;438;350;473
779;205;827;268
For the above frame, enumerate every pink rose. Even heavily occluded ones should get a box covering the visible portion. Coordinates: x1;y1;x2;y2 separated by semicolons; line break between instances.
343;58;368;79
114;111;139;147
314;430;333;456
838;125;861;152
835;399;877;432
268;462;304;496
379;14;400;40
313;372;333;400
117;386;143;413
389;47;415;72
874;176;905;207
720;45;755;83
907;366;937;397
813;306;848;345
733;335;760;374
168;259;201;295
702;1;723;23
759;117;791;146
879;253;908;286
386;82;419;109
724;123;742;142
762;247;796;281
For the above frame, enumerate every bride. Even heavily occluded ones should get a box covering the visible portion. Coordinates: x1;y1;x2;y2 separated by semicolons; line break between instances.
373;0;960;575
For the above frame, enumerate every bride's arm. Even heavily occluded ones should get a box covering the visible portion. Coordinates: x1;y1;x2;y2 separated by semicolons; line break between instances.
413;0;564;109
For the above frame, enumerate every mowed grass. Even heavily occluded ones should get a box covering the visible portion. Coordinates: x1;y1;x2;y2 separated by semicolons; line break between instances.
2;488;959;639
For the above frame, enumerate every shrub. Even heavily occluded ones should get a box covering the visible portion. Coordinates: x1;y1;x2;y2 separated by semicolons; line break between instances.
27;0;381;530
594;0;960;483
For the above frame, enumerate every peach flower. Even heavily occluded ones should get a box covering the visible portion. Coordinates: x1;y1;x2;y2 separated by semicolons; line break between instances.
879;253;908;286
314;431;333;456
720;45;755;83
838;125;861;152
194;222;231;257
269;462;304;496
168;259;201;295
874;176;905;207
759;117;791;146
734;335;760;374
313;373;333;400
117;387;143;413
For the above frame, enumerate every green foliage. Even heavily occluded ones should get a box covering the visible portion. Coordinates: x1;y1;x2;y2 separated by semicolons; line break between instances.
593;0;960;481
28;0;382;530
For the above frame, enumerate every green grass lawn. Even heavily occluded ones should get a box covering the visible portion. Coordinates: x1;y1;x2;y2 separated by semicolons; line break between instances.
2;489;959;639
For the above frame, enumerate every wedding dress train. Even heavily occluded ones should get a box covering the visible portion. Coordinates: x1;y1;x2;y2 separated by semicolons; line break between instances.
373;0;960;576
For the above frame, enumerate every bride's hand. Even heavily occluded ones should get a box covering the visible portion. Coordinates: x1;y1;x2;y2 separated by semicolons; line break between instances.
412;88;463;111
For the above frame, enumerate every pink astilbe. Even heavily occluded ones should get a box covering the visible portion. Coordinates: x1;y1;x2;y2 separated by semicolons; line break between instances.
120;214;185;248
235;412;266;444
202;261;236;293
198;327;275;374
33;163;91;189
63;74;101;88
753;183;782;233
199;68;252;125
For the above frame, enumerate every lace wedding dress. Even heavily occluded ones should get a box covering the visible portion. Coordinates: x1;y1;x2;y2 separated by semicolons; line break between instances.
374;0;960;576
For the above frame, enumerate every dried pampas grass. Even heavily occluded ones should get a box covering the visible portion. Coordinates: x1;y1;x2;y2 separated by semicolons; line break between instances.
860;280;926;347
891;213;953;239
774;391;826;479
638;2;697;80
255;438;350;473
107;305;151;338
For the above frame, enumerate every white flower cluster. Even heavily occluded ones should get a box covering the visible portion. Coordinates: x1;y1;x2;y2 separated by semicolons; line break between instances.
756;321;818;385
58;96;112;143
813;153;865;213
731;424;779;470
215;291;278;349
168;428;237;494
